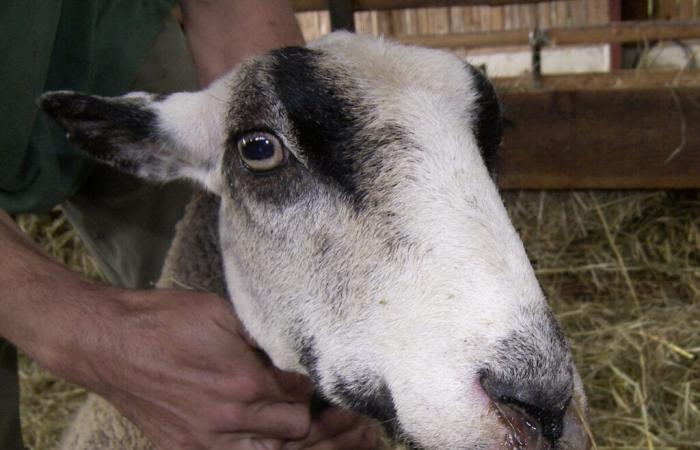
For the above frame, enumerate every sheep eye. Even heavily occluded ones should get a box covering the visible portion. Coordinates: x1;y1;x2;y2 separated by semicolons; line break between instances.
237;132;286;171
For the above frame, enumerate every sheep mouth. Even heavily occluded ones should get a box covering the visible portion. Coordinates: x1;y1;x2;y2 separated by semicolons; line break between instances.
490;396;593;450
491;400;552;450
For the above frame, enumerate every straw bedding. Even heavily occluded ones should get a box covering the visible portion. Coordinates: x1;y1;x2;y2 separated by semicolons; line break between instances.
15;190;700;450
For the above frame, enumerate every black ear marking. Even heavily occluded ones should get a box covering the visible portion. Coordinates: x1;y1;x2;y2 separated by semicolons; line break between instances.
39;92;157;137
465;64;503;177
39;91;160;173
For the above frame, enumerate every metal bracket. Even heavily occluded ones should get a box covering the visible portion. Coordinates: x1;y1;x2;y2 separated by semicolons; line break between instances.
529;28;549;87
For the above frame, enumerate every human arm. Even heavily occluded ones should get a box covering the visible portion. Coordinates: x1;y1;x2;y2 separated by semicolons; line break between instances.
0;2;378;448
180;0;304;86
0;209;377;449
0;209;311;448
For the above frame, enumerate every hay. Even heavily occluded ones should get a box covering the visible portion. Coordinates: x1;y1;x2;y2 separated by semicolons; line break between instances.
14;191;700;449
16;209;103;282
505;191;700;450
14;209;100;450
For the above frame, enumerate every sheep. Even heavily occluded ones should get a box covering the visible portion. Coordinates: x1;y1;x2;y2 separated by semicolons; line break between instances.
40;32;591;450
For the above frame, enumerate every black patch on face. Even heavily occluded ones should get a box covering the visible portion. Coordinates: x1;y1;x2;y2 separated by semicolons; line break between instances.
489;337;572;412
299;336;321;381
331;376;399;431
268;47;367;201
223;59;320;207
297;338;335;419
465;64;503;177
300;337;405;439
39;92;158;173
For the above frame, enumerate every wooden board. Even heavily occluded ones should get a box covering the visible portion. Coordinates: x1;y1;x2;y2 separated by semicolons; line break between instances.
496;87;700;189
396;20;700;49
494;70;700;91
292;0;547;12
296;1;600;38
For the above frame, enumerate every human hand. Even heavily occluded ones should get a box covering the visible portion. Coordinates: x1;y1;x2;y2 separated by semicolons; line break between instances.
56;287;377;450
1;209;376;449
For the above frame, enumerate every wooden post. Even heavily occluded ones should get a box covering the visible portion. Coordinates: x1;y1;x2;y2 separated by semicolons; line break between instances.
529;28;547;87
329;0;356;31
496;86;700;189
609;0;622;70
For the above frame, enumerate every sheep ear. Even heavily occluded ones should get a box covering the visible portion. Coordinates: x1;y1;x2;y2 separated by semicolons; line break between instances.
39;90;225;192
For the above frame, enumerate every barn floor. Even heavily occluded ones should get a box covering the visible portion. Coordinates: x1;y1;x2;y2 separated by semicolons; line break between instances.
15;190;700;450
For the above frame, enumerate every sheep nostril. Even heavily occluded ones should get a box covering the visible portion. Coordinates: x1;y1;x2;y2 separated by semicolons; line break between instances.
479;371;570;446
499;396;566;444
494;402;551;450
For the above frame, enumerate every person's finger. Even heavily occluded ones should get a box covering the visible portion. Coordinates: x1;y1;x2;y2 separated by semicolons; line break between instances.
212;436;284;450
248;439;286;450
299;420;380;450
271;368;315;400
217;363;311;406
235;401;312;439
281;407;361;450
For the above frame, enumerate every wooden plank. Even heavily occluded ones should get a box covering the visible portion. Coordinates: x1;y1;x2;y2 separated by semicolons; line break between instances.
679;0;694;20
490;5;505;31
396;20;700;49
587;0;609;25
376;10;394;34
609;0;622;70
496;87;700;189
536;2;550;28
292;0;548;12
549;19;700;45
494;69;700;91
354;11;372;34
399;28;530;46
554;0;567;27
657;0;677;20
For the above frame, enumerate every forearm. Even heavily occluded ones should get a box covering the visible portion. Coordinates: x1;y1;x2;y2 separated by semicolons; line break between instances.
0;209;118;386
181;0;304;86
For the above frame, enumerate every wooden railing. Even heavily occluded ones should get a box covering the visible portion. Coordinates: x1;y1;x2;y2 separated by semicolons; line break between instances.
287;2;700;189
292;0;545;12
396;20;700;49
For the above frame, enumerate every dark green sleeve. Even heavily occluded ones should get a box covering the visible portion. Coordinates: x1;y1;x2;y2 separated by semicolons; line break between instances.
0;0;177;214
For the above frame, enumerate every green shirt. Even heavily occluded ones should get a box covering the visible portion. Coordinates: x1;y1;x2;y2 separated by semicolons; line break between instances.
0;0;176;213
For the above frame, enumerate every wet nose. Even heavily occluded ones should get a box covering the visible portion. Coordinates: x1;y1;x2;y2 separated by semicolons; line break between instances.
480;370;571;445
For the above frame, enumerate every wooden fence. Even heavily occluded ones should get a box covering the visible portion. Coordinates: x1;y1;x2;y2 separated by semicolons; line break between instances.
293;1;700;189
297;0;610;41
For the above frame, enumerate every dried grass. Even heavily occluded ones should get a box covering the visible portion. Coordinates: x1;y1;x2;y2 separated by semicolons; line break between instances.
505;191;700;450
14;209;100;449
15;191;700;449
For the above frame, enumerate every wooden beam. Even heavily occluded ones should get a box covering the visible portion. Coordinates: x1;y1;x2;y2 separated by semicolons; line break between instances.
399;29;530;48
396;20;700;49
493;70;700;91
496;87;700;189
549;19;700;46
292;0;545;12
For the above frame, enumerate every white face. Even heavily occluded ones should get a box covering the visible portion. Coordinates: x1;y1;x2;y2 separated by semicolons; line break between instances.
41;32;589;450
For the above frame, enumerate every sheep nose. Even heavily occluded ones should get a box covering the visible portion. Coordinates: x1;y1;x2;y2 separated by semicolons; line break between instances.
480;371;571;447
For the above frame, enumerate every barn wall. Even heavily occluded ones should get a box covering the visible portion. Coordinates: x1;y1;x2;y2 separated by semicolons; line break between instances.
296;1;612;77
296;1;700;76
